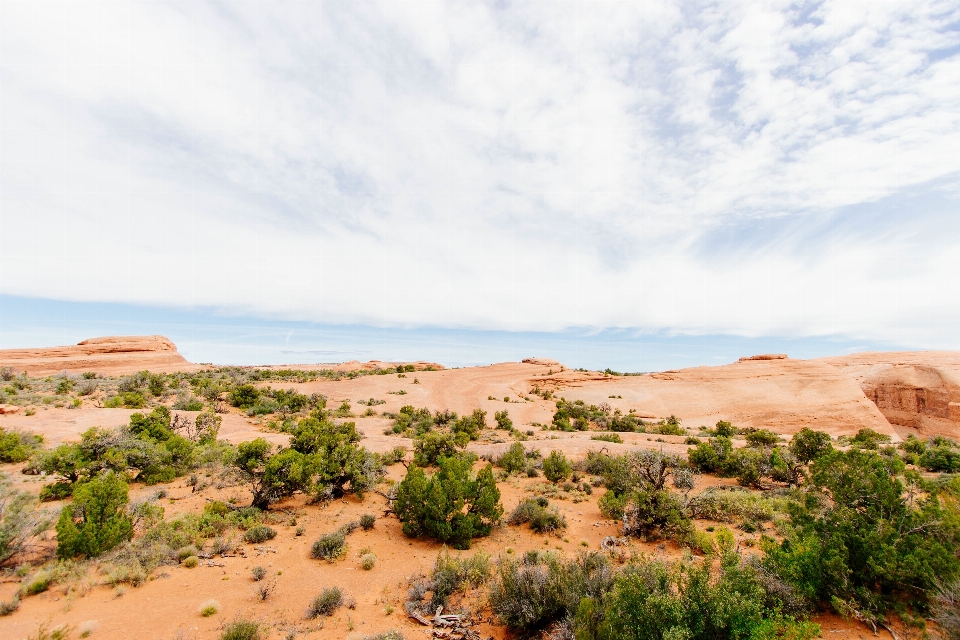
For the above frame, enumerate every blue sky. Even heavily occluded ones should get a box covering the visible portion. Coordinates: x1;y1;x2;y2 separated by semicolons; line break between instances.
1;1;958;369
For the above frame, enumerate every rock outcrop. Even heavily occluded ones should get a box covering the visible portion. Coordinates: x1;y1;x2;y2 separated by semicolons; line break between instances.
0;335;193;375
820;352;960;439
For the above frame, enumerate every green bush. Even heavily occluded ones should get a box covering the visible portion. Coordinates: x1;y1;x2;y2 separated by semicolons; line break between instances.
744;429;780;447
393;456;502;549
235;418;383;509
56;471;133;559
789;428;832;464
243;525;277;543
359;513;376;530
494;410;513;430
848;427;891;450
413;431;465;466
591;433;623;444
451;408;486;441
763;448;960;622
307;586;344;618
103;391;145;408
542;450;572;483
0;427;43;462
229;384;260;409
590;556;819;640
496;442;527;474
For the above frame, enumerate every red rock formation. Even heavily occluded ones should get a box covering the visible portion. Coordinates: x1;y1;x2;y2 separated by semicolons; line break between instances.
0;335;193;375
820;352;960;439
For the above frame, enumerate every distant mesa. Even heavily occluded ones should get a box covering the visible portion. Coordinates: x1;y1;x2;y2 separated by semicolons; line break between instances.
0;335;192;375
522;357;562;366
739;354;788;361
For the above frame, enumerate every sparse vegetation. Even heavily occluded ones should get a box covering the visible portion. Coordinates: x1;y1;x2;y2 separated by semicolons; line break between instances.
307;586;344;618
220;619;262;640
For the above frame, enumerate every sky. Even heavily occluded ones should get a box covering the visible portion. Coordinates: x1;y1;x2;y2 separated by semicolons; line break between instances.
1;1;959;369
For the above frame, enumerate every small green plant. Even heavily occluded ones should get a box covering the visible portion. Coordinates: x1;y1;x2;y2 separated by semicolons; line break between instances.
251;565;267;581
361;553;377;570
591;433;623;444
200;599;220;616
183;555;199;568
307;586;344;618
359;513;376;530
243;525;277;544
220;619;262;640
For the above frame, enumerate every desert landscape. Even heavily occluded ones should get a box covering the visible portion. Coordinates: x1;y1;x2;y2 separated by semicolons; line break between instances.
0;337;956;640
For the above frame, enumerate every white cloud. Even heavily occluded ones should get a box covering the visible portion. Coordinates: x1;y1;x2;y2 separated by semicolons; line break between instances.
1;0;959;347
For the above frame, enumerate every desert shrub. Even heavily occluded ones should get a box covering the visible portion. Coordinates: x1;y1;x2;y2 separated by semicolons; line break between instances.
543;450;572;483
589;555;819;640
220;619;262;640
496;442;527;474
848;427;891;450
56;471;133;559
933;576;960;640
172;393;204;411
183;555;198;567
789;428;833;464
489;551;613;632
763;448;960;623
0;477;52;567
495;410;513;430
451;408;486;441
0;595;19;616
361;553;376;570
76;379;97;396
620;489;692;541
243;525;277;543
0;427;43;462
687;488;791;524
362;632;405;640
199;599;220;616
360;513;376;530
393;456;502;549
431;549;490;606
104;391;146;408
235;418;383;509
413;431;466;466
307;586;344;618
406;549;491;615
651;415;684;436
591;433;623;444
379;446;407;466
251;565;267;581
392;405;434;435
688;436;733;473
509;497;567;534
229;384;260;409
311;530;347;561
744;429;780;447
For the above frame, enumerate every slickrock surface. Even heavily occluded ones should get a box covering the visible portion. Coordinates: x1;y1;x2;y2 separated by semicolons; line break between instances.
0;335;195;375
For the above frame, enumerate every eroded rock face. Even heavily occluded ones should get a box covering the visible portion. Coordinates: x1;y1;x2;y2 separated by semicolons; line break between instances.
0;335;191;375
820;352;960;439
